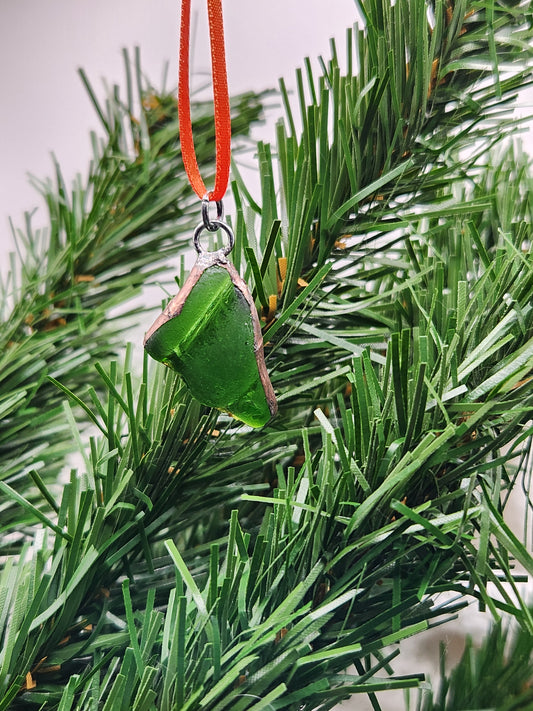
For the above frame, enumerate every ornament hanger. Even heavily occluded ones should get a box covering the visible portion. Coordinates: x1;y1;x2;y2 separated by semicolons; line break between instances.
178;0;231;203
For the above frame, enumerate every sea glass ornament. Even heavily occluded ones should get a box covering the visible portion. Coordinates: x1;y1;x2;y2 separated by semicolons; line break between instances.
144;220;277;428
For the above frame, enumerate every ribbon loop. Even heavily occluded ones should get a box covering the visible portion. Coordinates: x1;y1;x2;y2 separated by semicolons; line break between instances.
179;0;231;202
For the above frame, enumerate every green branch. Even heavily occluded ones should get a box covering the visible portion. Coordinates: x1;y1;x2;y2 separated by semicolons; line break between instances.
1;2;533;710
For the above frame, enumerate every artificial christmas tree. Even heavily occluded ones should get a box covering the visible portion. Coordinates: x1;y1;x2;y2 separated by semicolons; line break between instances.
1;1;533;709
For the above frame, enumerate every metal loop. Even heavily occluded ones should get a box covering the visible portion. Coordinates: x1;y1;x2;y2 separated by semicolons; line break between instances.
202;195;224;232
193;220;235;256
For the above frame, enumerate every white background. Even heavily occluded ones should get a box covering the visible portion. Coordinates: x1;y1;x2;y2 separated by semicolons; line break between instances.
0;2;530;709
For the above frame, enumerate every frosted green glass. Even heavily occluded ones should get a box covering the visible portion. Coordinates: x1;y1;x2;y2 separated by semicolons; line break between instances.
144;264;275;427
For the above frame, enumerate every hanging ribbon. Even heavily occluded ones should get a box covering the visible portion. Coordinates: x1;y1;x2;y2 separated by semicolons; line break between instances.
178;0;231;202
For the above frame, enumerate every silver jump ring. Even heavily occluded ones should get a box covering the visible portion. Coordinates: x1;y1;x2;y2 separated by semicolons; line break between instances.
202;196;224;232
193;220;235;256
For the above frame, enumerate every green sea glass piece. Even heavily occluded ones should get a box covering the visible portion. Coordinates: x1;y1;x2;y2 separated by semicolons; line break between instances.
144;251;277;427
